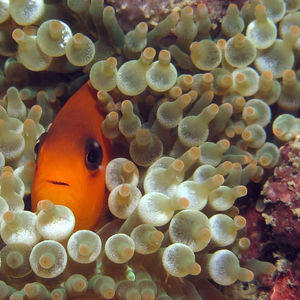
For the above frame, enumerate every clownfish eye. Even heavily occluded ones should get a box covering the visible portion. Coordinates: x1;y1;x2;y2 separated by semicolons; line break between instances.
34;132;48;155
85;138;103;170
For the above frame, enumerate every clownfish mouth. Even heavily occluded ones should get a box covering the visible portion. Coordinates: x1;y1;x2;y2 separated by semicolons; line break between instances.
47;180;70;186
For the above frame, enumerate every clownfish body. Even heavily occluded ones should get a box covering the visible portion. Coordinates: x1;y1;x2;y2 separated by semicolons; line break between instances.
31;82;111;230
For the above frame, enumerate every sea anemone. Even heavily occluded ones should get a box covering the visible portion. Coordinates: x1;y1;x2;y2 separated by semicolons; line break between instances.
1;0;300;299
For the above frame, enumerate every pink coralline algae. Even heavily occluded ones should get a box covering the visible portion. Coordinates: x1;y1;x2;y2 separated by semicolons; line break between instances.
255;137;300;300
262;138;300;249
108;0;248;30
236;137;300;300
261;253;300;300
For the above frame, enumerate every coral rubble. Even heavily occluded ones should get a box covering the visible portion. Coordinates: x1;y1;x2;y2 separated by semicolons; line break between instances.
0;0;300;299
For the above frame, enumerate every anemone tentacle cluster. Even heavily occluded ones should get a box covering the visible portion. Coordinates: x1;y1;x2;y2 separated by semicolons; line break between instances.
1;0;300;299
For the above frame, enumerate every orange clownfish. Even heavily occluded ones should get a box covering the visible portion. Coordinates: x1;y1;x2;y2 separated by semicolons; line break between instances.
31;82;111;230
